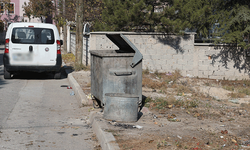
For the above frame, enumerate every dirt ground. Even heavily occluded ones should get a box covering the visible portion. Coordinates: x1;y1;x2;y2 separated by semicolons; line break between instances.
62;51;250;150
71;69;250;150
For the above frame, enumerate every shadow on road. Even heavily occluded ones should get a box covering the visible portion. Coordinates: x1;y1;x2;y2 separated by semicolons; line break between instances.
0;77;7;90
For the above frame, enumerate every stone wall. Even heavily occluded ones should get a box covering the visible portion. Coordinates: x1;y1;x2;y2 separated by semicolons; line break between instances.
69;31;250;80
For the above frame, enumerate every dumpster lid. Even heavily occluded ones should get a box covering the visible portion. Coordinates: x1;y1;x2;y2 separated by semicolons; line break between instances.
106;34;143;68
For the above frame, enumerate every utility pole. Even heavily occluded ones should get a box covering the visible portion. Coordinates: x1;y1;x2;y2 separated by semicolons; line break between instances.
63;0;67;53
75;0;83;64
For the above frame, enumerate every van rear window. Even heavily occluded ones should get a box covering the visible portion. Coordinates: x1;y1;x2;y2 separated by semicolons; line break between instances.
11;27;55;44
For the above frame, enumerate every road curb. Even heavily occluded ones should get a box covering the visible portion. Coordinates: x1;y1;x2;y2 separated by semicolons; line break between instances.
64;66;120;150
88;111;120;150
64;67;92;107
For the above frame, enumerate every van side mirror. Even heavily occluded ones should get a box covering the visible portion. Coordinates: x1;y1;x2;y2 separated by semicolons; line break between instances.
60;40;63;45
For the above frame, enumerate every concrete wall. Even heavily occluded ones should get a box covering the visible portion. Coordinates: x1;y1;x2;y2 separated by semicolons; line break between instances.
70;31;250;80
69;32;90;66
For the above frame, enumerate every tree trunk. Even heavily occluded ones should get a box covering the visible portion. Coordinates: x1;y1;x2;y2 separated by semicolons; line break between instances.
63;25;67;53
63;0;67;53
75;0;84;65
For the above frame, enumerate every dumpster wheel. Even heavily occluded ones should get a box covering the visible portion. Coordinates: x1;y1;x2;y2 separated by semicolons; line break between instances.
92;97;102;108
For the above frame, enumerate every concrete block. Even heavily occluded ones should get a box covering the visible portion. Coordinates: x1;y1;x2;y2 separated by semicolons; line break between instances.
186;71;195;77
152;55;166;60
183;45;194;51
143;54;153;60
156;48;167;55
155;64;163;70
224;70;235;77
183;55;193;61
198;60;205;65
148;38;157;44
177;60;188;65
146;48;156;55
198;65;209;71
167;59;177;65
187;61;193;66
173;64;183;70
164;55;173;60
182;64;193;71
139;48;146;54
198;71;209;78
166;49;178;54
140;43;152;50
155;59;166;66
162;64;173;71
172;54;183;60
208;75;222;80
212;71;225;76
135;38;147;44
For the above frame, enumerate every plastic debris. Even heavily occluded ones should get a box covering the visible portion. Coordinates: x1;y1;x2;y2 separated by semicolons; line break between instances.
220;136;224;139
166;72;172;76
177;135;182;139
134;125;143;129
70;91;75;96
168;81;173;84
61;85;68;87
186;74;193;78
229;99;239;104
67;86;72;89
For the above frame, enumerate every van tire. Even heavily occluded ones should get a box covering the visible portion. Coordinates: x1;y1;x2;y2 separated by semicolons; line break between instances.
54;72;61;79
4;67;11;79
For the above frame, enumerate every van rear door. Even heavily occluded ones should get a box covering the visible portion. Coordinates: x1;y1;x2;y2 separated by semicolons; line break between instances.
10;27;37;66
10;27;56;66
36;29;56;66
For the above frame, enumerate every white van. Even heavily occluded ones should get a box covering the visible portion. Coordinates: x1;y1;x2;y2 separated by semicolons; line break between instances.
3;22;63;79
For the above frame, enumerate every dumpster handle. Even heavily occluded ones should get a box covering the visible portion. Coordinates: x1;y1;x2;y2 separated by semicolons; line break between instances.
114;72;132;76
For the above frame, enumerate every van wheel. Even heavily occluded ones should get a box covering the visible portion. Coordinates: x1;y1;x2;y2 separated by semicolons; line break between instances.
54;72;61;79
4;67;11;79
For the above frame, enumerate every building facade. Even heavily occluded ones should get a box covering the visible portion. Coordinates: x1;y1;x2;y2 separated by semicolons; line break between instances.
0;0;58;30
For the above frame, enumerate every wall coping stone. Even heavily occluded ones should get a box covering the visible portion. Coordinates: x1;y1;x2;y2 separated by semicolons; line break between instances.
90;31;196;35
194;43;230;46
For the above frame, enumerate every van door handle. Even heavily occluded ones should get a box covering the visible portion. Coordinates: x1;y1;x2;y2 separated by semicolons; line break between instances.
29;46;33;52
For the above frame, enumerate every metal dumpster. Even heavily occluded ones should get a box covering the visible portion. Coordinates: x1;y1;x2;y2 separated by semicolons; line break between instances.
90;34;143;107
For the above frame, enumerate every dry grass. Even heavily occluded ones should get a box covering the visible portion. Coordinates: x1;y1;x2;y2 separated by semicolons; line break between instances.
62;53;75;65
62;53;90;71
74;63;90;71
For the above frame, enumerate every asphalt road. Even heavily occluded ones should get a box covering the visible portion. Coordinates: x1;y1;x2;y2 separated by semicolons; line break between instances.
0;45;95;150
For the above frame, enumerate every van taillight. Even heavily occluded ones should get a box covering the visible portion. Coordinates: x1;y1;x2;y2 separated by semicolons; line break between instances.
57;40;61;54
4;39;9;53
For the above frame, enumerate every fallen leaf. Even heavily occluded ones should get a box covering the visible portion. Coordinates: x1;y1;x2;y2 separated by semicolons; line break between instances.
232;139;237;143
148;140;154;143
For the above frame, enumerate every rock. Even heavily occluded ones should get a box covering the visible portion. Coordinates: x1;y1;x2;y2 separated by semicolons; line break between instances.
140;107;151;114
